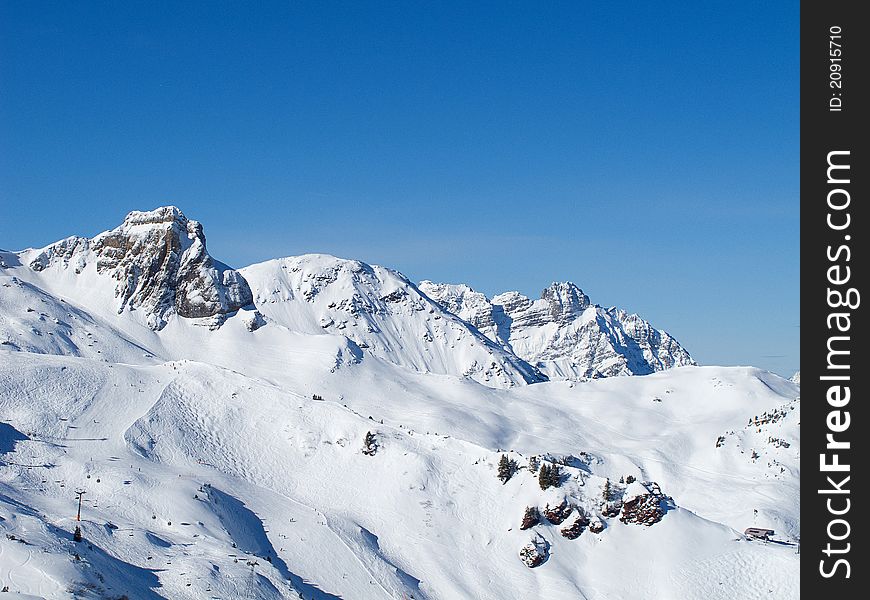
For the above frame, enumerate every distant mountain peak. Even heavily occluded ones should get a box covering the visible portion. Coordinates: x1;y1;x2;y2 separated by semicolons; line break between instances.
541;281;591;322
420;280;694;379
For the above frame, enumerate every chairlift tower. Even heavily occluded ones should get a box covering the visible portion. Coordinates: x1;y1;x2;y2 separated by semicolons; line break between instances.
74;489;86;521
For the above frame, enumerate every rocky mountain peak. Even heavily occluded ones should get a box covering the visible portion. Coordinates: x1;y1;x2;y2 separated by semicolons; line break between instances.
541;282;590;323
120;205;190;228
95;206;252;329
29;206;253;330
417;281;496;330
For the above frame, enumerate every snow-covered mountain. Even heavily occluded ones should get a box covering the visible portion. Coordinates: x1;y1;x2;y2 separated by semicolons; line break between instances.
240;255;543;387
3;207;541;388
0;207;799;599
419;281;694;379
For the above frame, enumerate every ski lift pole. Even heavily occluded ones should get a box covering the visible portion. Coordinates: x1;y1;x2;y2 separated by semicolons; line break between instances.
75;490;86;521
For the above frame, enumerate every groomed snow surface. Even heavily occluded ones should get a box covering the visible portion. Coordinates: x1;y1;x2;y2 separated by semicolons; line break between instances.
0;209;799;599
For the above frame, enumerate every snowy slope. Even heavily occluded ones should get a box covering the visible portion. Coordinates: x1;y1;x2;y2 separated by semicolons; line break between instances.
0;207;799;599
1;352;799;600
419;281;694;379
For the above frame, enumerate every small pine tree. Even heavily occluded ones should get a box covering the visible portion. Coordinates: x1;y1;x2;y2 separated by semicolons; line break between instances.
497;454;509;482
497;454;518;484
528;455;540;473
548;464;562;488
538;463;551;490
602;478;611;502
520;506;540;530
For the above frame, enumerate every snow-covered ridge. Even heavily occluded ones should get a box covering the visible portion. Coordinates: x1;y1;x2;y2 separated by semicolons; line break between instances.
240;254;544;387
419;280;694;379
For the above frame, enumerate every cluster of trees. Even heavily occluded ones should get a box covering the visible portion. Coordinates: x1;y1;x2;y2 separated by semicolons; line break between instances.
538;463;562;490
497;454;518;484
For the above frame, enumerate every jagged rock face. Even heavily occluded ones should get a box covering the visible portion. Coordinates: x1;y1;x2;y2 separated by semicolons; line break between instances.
541;282;591;323
419;280;694;380
413;282;496;331
28;236;91;273
28;207;253;330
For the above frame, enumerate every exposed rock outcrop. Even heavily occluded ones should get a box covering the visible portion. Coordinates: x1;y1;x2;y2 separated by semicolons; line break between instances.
543;499;573;525
518;536;549;568
588;517;605;533
619;481;670;526
560;513;589;539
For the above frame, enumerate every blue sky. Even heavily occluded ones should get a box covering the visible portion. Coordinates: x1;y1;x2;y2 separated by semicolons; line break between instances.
0;2;798;376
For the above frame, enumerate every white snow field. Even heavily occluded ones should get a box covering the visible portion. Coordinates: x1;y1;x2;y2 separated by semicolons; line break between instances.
0;208;799;599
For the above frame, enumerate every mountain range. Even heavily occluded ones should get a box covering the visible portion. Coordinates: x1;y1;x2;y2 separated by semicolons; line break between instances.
3;206;693;386
0;207;799;599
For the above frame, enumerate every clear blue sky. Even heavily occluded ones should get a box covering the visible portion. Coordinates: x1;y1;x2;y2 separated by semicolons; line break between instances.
0;1;798;376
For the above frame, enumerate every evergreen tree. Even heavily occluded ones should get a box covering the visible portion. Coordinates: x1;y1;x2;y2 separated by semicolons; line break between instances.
528;455;540;473
549;464;562;488
602;478;611;502
520;506;540;530
538;463;551;490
